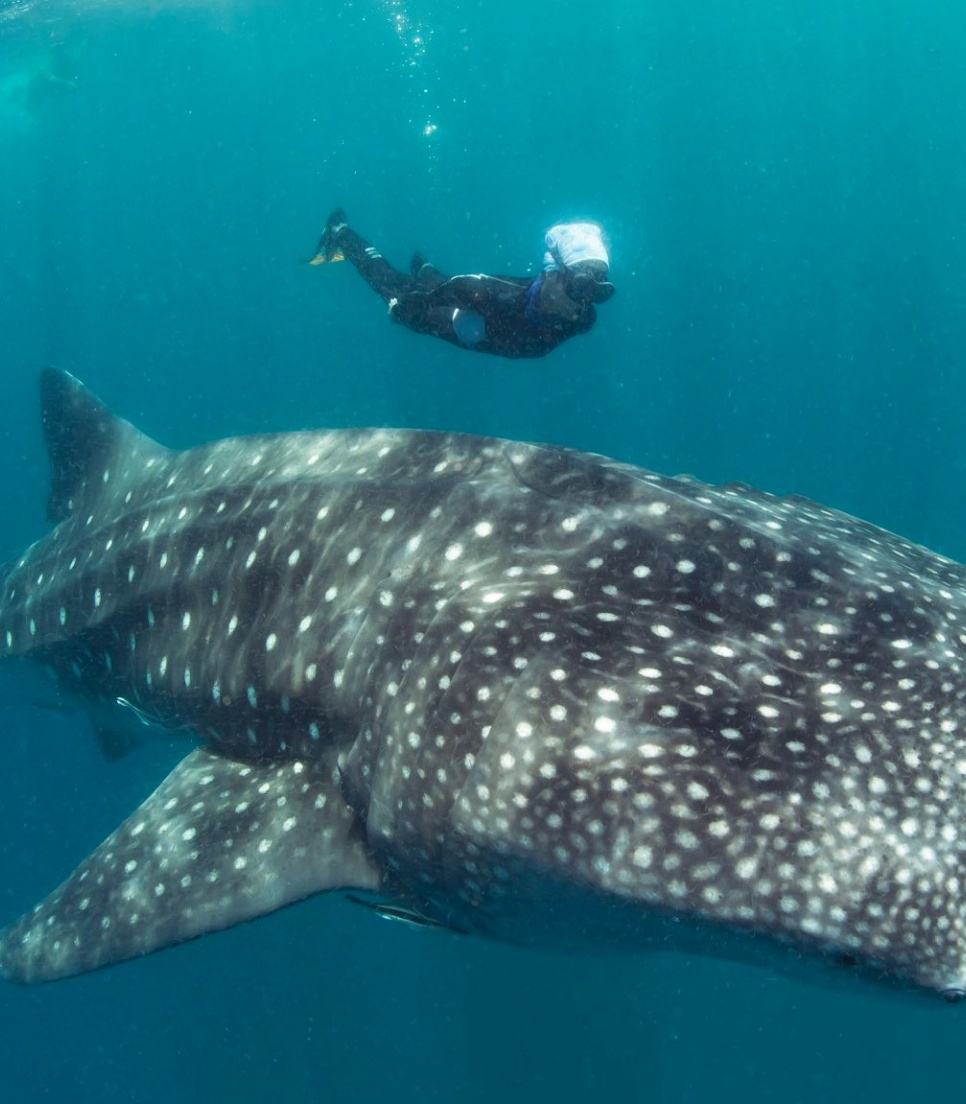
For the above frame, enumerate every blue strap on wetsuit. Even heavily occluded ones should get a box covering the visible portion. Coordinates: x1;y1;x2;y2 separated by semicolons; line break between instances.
524;275;546;325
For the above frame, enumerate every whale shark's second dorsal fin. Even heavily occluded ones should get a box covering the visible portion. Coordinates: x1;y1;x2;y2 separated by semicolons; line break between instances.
40;368;171;523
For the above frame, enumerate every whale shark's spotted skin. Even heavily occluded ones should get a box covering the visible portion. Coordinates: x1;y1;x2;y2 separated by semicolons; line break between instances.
2;369;966;997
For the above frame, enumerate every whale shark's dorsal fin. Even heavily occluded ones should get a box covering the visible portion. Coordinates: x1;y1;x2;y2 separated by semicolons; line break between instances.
40;367;170;523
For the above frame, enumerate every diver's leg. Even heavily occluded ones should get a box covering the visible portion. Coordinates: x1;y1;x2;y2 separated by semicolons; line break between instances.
315;210;413;304
391;294;460;345
410;252;448;290
339;229;413;303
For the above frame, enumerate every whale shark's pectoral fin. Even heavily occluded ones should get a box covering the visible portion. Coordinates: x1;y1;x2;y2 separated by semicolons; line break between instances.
0;746;381;983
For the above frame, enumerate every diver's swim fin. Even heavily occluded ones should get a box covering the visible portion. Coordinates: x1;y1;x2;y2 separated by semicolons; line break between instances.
308;207;349;266
307;247;344;266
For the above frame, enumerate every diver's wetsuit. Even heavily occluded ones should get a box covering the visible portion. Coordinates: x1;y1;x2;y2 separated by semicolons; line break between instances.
332;224;597;359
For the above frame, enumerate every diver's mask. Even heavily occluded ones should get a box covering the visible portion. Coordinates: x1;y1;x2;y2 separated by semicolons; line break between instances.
564;260;616;305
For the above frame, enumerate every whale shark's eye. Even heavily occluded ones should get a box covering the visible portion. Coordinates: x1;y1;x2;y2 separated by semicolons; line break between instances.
941;988;966;1003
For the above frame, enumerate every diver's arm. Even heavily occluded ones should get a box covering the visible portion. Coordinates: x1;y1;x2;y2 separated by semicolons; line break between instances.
428;274;533;310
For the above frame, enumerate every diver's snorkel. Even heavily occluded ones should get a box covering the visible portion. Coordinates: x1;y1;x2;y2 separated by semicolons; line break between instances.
564;260;615;304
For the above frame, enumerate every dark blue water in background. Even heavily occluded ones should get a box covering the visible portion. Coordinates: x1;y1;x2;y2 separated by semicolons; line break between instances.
1;1;966;1100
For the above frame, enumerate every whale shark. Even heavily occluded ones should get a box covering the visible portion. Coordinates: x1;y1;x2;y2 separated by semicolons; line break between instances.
2;368;966;999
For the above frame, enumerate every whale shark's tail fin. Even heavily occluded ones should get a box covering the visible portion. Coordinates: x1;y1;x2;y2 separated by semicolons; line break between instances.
40;367;170;524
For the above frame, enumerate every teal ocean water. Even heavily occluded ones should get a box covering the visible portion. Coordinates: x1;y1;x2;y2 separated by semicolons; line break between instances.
2;1;966;1100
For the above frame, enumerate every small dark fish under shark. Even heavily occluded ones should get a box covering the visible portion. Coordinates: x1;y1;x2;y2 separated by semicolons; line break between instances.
3;369;966;999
